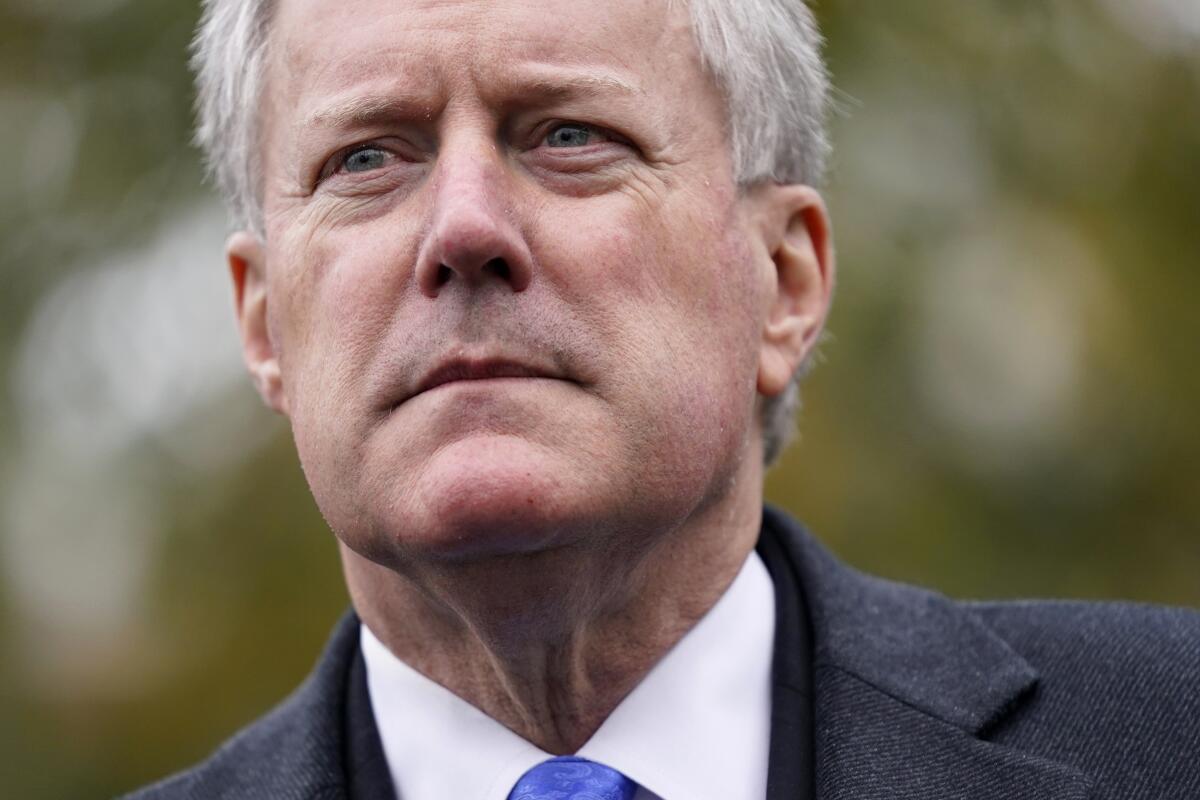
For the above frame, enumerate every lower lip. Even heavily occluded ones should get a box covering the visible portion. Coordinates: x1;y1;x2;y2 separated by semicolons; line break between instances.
413;376;560;399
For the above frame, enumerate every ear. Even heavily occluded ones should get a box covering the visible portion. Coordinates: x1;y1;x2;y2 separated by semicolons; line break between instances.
227;231;289;415
752;185;835;397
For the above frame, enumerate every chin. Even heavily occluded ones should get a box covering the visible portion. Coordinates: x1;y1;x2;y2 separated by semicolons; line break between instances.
386;434;600;562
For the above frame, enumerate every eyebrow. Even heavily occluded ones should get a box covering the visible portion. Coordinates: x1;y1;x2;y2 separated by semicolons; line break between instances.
305;95;432;132
506;71;641;103
304;70;643;132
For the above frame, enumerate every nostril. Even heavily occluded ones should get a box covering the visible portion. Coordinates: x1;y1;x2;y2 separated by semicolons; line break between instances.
482;258;510;282
426;255;522;295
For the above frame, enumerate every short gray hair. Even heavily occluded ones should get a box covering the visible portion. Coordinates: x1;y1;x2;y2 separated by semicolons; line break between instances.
190;0;830;465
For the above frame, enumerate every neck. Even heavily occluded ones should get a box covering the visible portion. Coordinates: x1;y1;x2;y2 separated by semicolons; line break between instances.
341;485;763;754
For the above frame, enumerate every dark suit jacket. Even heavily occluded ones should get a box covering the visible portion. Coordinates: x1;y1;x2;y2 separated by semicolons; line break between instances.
124;506;1200;799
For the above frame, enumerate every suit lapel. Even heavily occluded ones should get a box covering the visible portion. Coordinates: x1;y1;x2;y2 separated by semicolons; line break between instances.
812;664;1092;799
761;506;1095;800
759;515;817;800
345;644;398;800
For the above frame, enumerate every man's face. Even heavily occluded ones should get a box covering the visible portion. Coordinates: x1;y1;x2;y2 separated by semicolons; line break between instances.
238;0;800;565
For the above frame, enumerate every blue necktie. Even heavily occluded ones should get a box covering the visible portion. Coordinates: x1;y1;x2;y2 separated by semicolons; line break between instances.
507;756;639;800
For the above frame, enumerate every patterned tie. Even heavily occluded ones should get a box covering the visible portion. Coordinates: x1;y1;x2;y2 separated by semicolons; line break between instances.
507;756;639;800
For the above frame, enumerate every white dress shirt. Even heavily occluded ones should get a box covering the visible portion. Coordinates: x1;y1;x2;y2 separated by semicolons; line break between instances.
361;550;777;800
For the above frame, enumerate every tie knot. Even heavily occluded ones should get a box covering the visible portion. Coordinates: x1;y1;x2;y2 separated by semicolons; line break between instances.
508;756;639;800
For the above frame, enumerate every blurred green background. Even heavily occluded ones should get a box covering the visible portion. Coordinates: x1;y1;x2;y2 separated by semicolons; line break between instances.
2;0;1198;796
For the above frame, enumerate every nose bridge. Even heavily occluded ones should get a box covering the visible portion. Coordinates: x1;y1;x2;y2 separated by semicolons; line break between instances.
416;134;532;297
438;135;505;215
436;146;506;255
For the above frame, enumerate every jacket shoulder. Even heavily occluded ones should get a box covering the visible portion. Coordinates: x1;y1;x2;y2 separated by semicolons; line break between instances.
966;598;1200;797
119;611;361;800
120;678;341;800
966;597;1200;684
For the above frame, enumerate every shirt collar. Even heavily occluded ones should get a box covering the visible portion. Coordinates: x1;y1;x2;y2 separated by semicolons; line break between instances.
362;550;776;800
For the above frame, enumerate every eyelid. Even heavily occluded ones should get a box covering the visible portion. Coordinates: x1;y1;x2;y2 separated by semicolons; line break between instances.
317;139;410;184
536;120;631;150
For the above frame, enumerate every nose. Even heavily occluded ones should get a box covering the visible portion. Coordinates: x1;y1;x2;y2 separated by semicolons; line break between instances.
415;145;534;298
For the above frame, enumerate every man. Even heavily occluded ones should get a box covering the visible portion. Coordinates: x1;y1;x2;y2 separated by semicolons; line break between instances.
127;0;1200;798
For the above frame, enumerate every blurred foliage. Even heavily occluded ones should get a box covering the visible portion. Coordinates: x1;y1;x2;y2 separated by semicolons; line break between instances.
1;1;1197;797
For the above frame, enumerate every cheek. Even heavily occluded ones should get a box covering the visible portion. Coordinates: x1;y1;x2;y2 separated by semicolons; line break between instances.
538;189;758;325
273;218;415;384
532;194;764;476
649;221;763;441
559;191;763;374
268;220;419;484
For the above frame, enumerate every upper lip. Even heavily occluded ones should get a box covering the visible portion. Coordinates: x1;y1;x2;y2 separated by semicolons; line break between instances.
408;357;561;401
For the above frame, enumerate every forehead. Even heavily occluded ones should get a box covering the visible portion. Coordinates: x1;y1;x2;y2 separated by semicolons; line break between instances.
269;0;703;109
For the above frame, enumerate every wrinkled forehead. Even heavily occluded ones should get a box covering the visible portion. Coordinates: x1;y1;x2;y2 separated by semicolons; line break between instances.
266;0;710;116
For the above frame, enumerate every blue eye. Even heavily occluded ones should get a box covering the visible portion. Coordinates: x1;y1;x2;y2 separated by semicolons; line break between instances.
546;124;594;148
342;147;389;173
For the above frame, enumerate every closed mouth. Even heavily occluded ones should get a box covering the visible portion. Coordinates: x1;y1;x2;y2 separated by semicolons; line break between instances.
409;358;560;401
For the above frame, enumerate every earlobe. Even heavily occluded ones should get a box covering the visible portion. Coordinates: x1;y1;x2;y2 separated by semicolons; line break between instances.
227;231;289;416
755;185;835;397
